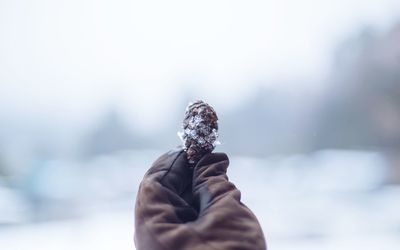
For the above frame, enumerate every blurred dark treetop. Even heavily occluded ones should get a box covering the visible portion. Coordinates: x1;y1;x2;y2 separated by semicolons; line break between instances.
221;23;400;157
314;24;400;150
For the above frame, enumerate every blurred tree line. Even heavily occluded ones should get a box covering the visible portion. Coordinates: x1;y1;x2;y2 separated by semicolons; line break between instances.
314;24;400;150
220;22;400;160
3;22;399;182
81;22;400;161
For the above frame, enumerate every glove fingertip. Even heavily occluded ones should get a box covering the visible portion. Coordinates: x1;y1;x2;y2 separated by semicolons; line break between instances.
196;152;229;167
146;147;185;176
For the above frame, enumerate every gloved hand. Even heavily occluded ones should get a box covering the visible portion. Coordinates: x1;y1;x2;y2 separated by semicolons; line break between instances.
134;148;266;250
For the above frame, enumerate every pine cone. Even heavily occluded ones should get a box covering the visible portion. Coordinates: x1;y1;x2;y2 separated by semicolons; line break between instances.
178;100;219;165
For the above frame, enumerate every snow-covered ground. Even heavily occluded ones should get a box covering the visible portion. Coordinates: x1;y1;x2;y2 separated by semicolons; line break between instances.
1;149;400;250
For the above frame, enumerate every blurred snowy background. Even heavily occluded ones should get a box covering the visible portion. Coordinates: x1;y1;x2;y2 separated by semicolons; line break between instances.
1;0;400;249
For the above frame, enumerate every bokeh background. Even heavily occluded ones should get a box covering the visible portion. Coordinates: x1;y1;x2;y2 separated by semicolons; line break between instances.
1;1;400;249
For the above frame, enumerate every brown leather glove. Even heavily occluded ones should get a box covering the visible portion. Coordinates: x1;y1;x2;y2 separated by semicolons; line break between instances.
134;148;266;250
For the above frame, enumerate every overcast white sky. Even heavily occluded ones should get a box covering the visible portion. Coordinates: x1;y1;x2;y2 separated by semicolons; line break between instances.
1;0;400;133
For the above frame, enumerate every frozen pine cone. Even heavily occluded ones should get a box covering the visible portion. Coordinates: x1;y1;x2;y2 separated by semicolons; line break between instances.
178;100;219;165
